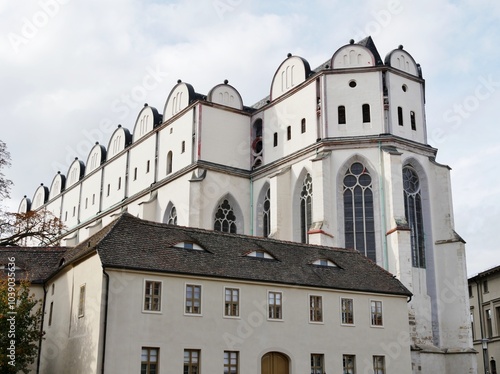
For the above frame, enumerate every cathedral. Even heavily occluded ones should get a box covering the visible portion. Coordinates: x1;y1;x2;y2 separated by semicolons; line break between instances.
17;37;476;373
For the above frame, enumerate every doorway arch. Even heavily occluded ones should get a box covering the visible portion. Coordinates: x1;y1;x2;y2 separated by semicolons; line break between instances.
261;352;289;374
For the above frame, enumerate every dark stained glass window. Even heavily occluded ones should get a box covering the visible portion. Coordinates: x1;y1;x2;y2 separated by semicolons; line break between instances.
403;166;425;268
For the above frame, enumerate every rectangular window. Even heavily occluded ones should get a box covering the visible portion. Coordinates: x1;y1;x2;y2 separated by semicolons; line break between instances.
186;284;201;314
146;160;150;173
373;356;385;374
286;126;291;140
224;288;239;317
470;310;475;340
301;118;306;133
224;351;238;374
78;284;86;318
72;206;76;217
134;167;138;180
468;284;473;298
311;354;324;374
85;198;88;209
64;211;68;221
341;298;354;324
483;280;489;293
181;140;186;153
107;184;110;197
371;300;383;326
273;132;278;147
141;347;159;374
309;295;323;322
48;301;54;327
51;283;55;295
118;177;122;190
343;354;356;374
362;104;371;123
92;193;96;205
398;106;404;126
268;291;282;320
410;111;416;130
338;105;346;124
144;281;162;312
184;349;200;374
486;309;493;337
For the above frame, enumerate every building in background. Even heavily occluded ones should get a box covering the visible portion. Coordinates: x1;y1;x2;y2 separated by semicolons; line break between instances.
469;266;500;374
17;37;475;373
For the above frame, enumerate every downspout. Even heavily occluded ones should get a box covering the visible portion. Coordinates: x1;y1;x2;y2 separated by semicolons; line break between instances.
378;141;389;270
250;175;254;236
36;283;48;374
100;267;110;374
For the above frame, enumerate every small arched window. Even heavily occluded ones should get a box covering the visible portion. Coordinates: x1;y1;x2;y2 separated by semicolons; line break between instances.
166;151;173;175
362;104;371;123
338;106;346;125
410;111;416;130
214;199;237;234
343;162;376;262
403;166;425;268
300;174;313;243
398;107;404;126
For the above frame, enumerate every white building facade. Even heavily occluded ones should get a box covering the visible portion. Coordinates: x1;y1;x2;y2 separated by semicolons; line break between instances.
19;37;476;373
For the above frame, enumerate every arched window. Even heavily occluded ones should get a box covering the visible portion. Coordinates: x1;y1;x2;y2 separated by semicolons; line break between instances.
338;106;346;125
398;107;404;126
403;166;425;268
343;162;376;261
362;104;371;123
214;199;237;234
300;173;313;243
263;188;271;238
167;151;173;175
167;205;177;225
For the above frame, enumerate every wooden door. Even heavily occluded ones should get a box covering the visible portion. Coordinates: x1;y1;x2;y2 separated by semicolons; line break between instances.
261;352;289;374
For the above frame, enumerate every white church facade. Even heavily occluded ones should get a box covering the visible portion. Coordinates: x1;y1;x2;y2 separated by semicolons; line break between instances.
18;37;476;373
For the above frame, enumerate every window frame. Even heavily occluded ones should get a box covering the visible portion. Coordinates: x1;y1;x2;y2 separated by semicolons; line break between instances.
224;351;239;374
185;283;202;316
268;290;283;321
309;294;323;323
373;355;385;374
341;297;354;325
184;349;200;374
370;300;383;327
143;279;162;313
310;353;324;374
141;347;159;374
343;354;356;374
224;287;240;318
78;284;86;318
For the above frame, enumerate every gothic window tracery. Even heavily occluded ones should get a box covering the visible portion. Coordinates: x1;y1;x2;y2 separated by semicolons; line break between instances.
263;188;271;238
214;199;237;234
300;173;313;243
403;166;425;268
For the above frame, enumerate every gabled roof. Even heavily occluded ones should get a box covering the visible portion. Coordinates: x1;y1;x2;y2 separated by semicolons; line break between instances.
65;214;410;297
0;247;67;284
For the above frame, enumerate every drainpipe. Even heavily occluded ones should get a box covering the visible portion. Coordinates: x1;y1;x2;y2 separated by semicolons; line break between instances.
100;267;110;374
378;141;389;270
250;175;254;236
36;283;48;374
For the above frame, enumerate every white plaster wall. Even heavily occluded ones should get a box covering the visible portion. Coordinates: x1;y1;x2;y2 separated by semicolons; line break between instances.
103;270;412;374
156;173;193;225
199;105;250;169
128;135;156;197
60;184;81;228
325;71;385;137
101;153;127;210
79;170;102;223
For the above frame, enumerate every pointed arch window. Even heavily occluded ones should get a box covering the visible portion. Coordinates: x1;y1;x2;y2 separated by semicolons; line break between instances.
403;166;425;268
214;199;237;234
263;188;271;238
167;205;177;225
343;162;376;261
300;173;313;243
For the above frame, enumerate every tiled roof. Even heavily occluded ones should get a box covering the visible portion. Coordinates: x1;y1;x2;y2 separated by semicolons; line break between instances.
66;214;411;297
0;247;66;284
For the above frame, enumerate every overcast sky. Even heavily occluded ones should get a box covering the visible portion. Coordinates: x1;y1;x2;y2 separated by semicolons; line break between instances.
1;0;499;276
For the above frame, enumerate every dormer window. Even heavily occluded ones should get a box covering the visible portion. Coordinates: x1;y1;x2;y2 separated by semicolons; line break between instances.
312;259;337;267
173;242;205;251
245;250;275;260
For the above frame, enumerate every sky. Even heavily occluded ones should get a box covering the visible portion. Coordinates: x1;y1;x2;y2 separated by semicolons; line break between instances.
1;0;499;276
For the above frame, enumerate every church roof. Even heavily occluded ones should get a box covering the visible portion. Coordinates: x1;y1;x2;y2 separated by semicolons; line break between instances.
62;214;411;297
0;247;66;284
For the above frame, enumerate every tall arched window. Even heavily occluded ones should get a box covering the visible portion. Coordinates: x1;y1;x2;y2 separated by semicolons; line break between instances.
167;151;173;175
167;205;177;225
403;166;425;268
214;199;237;234
300;173;313;243
263;188;271;238
343;162;376;261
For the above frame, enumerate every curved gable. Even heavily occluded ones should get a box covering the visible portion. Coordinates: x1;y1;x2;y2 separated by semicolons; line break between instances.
18;196;31;213
133;105;162;142
163;81;196;121
270;55;311;101
32;184;49;210
49;172;66;200
85;143;107;175
384;46;420;77
331;43;376;69
107;125;132;160
207;81;243;110
66;158;85;188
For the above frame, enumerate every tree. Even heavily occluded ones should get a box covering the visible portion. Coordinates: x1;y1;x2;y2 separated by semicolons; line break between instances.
0;140;64;246
0;279;44;374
